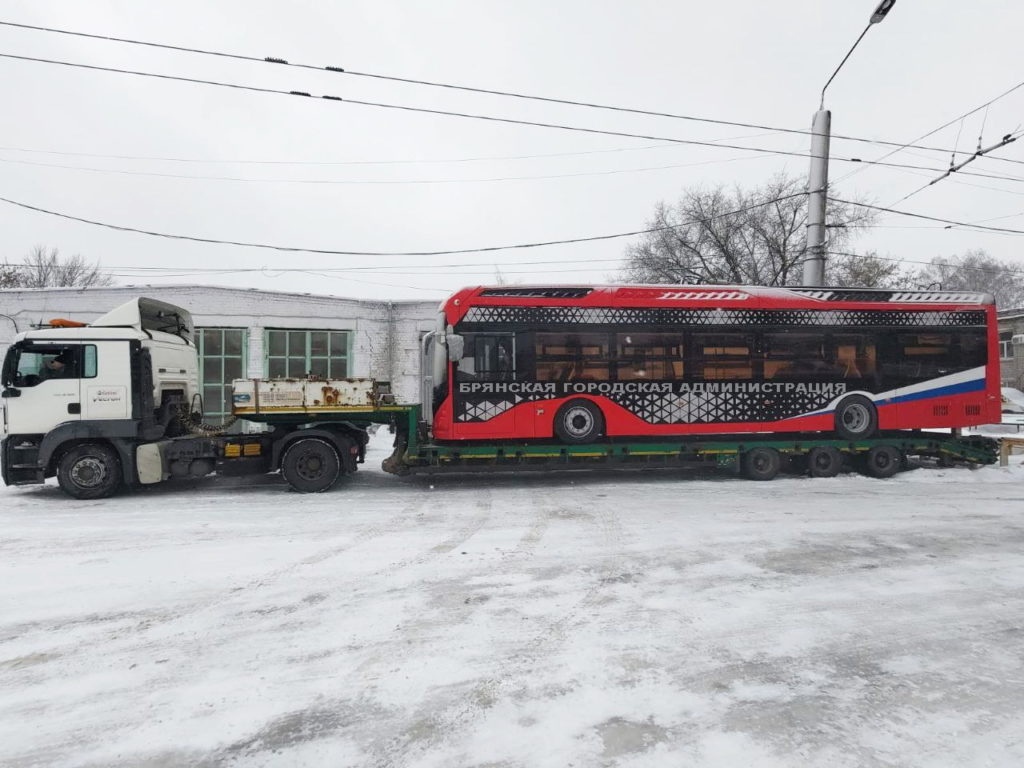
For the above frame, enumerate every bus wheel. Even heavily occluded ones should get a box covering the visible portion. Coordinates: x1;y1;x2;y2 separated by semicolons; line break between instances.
834;395;878;440
742;447;781;481
807;446;843;478
863;445;902;479
554;399;604;444
57;443;122;499
281;438;341;493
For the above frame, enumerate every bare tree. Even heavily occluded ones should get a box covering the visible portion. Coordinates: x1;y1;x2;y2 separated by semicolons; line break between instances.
826;250;908;290
1;246;114;289
620;174;903;287
913;250;1024;309
0;262;20;289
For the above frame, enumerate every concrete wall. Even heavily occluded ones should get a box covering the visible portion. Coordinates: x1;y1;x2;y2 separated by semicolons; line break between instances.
998;310;1024;389
0;286;439;403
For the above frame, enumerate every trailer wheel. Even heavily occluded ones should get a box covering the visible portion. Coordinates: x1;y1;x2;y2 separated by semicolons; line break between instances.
281;438;341;493
742;447;781;481
57;443;122;500
863;444;902;479
834;395;878;440
807;446;843;478
554;399;604;444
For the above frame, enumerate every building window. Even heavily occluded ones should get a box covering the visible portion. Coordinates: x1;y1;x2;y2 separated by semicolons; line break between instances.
266;329;350;379
1000;331;1013;360
197;328;247;420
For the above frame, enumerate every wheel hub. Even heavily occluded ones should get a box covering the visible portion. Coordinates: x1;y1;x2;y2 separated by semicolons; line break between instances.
842;404;870;433
564;407;594;437
71;458;106;488
297;452;324;479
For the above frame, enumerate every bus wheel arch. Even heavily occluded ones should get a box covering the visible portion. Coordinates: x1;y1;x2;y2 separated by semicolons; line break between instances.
834;394;878;440
742;447;782;481
554;399;605;444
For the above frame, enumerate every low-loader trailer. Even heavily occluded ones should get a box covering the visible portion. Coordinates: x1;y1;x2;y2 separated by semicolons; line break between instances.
0;297;998;499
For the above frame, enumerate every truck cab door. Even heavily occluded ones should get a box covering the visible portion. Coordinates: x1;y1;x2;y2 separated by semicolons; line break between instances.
3;343;84;435
80;342;131;422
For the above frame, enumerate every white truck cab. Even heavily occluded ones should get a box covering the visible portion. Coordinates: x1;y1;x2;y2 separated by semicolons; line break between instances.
1;298;199;495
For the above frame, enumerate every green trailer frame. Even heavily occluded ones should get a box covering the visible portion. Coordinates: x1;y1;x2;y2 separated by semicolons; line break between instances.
355;404;999;479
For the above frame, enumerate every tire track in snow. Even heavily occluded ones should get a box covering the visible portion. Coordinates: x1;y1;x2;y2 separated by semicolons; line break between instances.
338;488;547;689
5;494;434;658
372;495;626;768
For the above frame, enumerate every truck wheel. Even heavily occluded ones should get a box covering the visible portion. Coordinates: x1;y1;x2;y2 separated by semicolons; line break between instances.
281;438;341;493
863;445;902;479
834;395;878;440
57;443;122;500
807;446;843;478
742;447;781;481
554;399;604;444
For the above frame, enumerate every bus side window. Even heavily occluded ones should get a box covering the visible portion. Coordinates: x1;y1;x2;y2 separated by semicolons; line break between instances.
763;333;830;379
616;333;683;380
833;335;876;381
456;334;516;382
535;332;609;381
693;333;752;380
896;333;953;380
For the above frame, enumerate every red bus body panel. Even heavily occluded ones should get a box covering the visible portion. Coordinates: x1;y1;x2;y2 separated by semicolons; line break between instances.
433;285;1001;441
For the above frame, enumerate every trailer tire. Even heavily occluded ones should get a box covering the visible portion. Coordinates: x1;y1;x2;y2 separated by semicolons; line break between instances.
57;443;122;500
742;447;782;481
863;444;902;478
834;395;878;440
807;446;843;478
281;438;341;493
554;399;604;444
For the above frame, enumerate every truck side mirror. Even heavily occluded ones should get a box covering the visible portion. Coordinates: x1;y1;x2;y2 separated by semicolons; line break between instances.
447;334;465;361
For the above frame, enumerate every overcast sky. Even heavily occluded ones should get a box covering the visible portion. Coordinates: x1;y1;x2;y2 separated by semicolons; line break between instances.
1;1;1022;302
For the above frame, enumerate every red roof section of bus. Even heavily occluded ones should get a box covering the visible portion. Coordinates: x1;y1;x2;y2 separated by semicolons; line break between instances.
440;285;994;325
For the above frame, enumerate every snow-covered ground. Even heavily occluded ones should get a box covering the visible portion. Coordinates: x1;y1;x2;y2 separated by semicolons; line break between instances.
2;433;1024;768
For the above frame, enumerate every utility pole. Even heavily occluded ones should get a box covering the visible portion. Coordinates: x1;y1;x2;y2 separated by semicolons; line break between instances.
804;109;832;286
804;0;896;286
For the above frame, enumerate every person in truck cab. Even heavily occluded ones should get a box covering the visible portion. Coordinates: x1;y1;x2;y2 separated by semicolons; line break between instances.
42;353;71;379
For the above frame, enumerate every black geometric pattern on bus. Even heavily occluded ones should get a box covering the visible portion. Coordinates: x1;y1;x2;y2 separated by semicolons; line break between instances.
460;307;986;328
458;391;549;422
455;387;836;424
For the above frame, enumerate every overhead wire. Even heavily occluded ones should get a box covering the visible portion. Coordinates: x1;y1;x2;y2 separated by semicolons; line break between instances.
831;77;1024;187
830;198;1024;235
885;130;1023;208
2;52;1023;186
825;250;1024;280
0;151;771;186
0;136;778;166
0;190;812;256
3;18;1023;166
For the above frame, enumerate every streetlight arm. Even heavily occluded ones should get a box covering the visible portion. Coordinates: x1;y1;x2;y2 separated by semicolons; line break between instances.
820;23;872;108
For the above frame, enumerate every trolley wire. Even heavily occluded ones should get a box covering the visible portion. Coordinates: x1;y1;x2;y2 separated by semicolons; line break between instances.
0;151;770;186
0;190;811;257
2;52;1023;185
3;19;1023;166
832;77;1024;187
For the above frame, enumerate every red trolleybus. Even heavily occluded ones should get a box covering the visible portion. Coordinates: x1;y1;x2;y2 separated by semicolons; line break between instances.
427;285;1001;443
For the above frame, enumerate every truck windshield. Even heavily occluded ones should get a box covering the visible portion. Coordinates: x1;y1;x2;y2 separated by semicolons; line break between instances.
0;345;16;388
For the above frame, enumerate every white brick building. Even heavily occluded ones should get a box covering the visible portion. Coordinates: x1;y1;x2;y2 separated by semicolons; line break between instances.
999;307;1024;389
0;286;440;414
